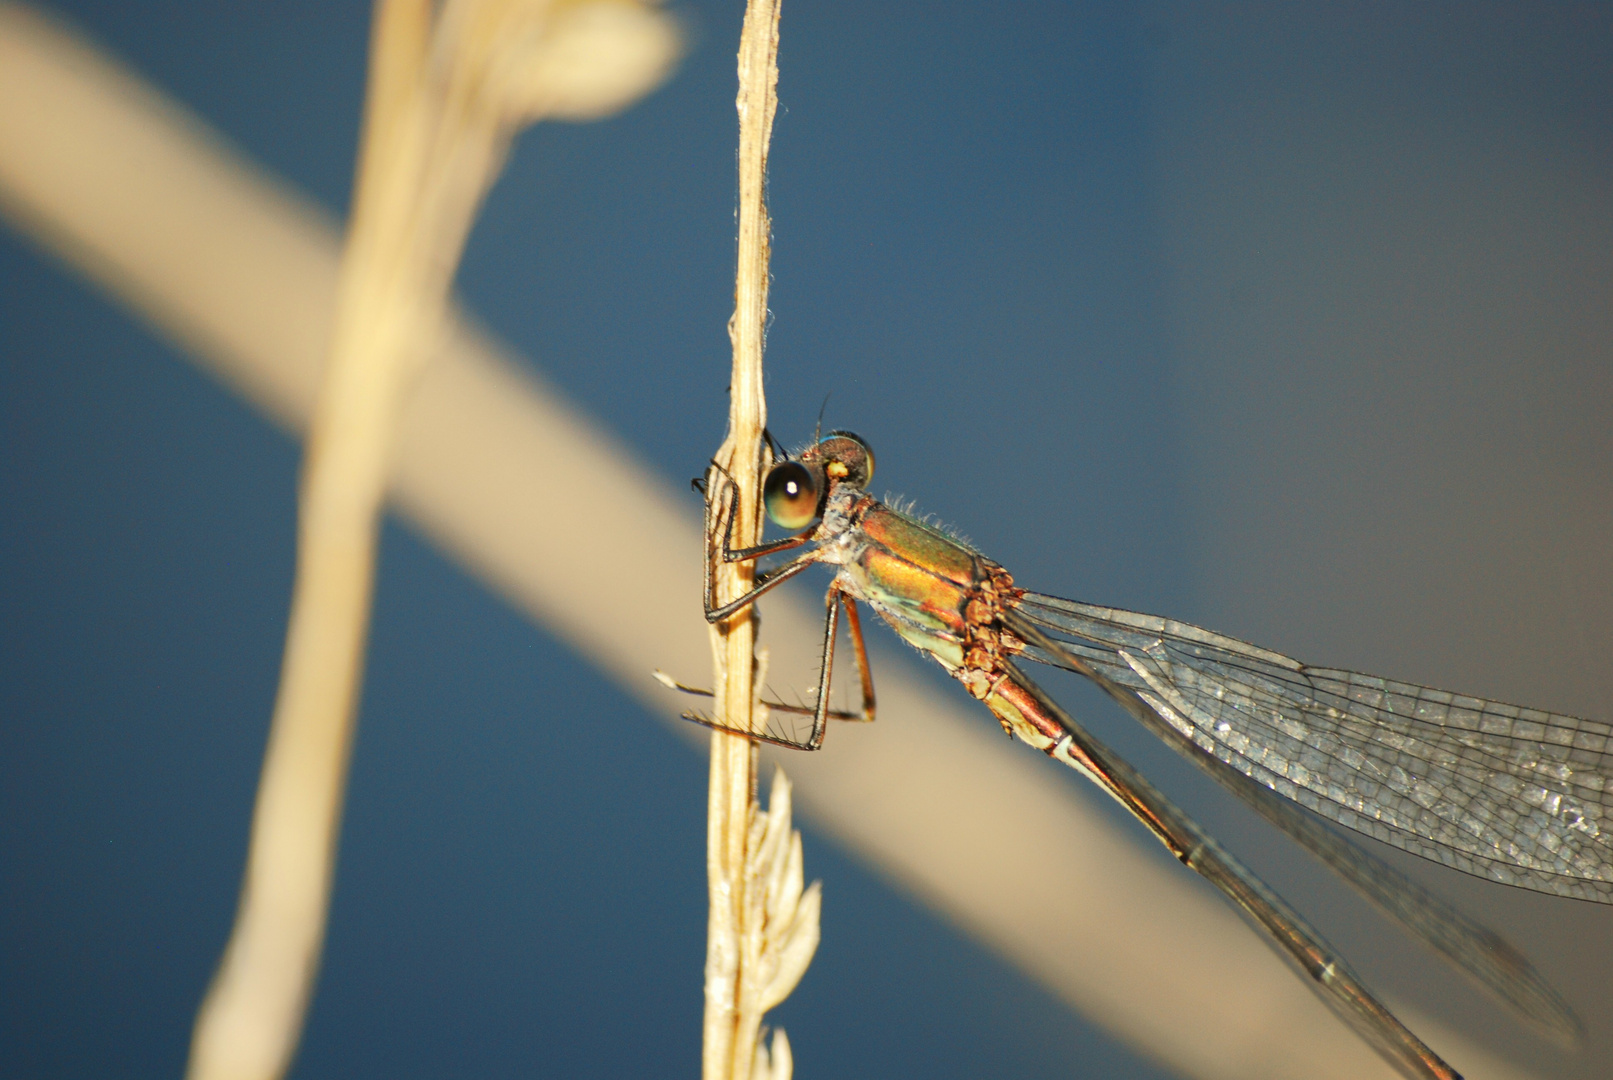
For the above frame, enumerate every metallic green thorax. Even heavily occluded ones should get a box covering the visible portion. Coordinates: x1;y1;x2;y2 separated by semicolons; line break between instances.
812;488;1025;700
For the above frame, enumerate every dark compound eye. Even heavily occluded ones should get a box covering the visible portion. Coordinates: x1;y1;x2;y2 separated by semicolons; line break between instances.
828;430;874;485
813;430;873;488
763;460;822;530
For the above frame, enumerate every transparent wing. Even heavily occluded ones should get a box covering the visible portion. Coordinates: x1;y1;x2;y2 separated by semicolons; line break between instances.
1017;593;1613;905
1003;608;1580;1035
995;624;1461;1080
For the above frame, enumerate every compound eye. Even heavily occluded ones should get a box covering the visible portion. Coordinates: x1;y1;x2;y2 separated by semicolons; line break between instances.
814;430;873;488
763;461;822;530
829;430;874;484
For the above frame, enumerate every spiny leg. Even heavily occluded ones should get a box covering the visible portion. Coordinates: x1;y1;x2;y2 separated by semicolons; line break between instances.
652;672;870;724
681;460;835;748
663;583;875;750
701;460;817;622
682;582;843;749
742;585;876;749
837;591;876;723
791;585;843;750
736;584;876;748
706;557;818;623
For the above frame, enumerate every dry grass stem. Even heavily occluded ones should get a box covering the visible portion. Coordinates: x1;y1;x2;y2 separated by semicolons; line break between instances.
704;1;818;1079
184;3;678;1079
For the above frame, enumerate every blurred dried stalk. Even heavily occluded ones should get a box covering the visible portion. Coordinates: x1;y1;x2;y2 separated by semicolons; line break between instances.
184;3;679;1079
704;3;818;1079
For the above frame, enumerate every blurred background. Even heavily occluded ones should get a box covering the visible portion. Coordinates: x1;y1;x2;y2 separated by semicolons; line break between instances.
2;2;1610;1078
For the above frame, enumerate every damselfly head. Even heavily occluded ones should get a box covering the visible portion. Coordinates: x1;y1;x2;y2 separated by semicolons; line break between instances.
764;432;875;531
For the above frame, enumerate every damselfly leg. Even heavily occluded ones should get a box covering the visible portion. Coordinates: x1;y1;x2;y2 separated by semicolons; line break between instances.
672;462;876;749
700;459;816;621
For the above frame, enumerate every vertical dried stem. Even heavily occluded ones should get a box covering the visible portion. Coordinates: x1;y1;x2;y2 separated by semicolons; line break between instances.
703;1;783;1079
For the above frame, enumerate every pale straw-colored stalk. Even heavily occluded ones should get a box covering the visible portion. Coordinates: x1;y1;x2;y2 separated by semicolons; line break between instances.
184;4;678;1080
704;3;820;1079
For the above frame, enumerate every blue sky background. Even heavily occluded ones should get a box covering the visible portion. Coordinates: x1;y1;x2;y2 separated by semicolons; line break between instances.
4;2;1611;1078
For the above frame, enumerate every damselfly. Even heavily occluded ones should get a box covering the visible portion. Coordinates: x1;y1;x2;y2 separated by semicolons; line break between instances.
663;431;1611;1080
